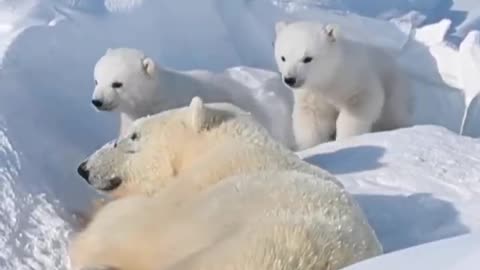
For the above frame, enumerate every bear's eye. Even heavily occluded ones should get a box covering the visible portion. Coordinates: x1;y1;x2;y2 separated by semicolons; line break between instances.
94;80;98;85
281;56;286;62
303;57;313;63
112;82;123;88
130;132;139;141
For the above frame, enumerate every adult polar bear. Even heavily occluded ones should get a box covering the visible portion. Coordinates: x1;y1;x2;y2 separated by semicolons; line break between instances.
72;97;382;270
274;21;412;150
91;47;294;148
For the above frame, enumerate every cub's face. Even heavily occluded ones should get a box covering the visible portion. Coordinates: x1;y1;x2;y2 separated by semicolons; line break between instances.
274;22;340;90
91;48;157;115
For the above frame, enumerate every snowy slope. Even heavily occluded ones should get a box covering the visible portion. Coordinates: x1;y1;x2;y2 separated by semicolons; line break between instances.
0;124;70;269
299;125;480;253
0;0;479;269
343;232;480;270
273;0;480;43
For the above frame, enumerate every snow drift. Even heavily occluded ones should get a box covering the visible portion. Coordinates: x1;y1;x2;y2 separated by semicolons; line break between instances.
343;232;480;270
299;125;480;253
0;0;479;269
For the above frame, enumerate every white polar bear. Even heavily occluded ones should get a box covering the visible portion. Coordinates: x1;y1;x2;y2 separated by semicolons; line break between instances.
274;21;412;150
70;172;382;270
76;96;341;199
91;48;293;148
71;97;382;270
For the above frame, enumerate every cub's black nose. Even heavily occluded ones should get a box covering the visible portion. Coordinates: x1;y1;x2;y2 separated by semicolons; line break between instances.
91;99;103;108
284;77;297;87
77;160;90;183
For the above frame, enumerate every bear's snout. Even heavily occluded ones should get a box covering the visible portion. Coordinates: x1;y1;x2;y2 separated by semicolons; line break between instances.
77;161;90;183
283;77;297;87
91;99;103;108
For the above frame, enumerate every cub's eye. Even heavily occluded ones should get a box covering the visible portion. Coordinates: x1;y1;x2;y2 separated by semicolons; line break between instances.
281;56;286;62
94;80;98;85
112;82;123;88
303;57;313;63
130;132;139;141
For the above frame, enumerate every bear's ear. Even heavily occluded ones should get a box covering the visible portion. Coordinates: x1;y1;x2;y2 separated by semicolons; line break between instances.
142;57;156;77
106;48;113;54
324;24;339;42
275;21;289;34
189;96;207;132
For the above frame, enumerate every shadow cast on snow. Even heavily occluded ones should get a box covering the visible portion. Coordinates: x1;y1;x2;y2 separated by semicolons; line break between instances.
304;145;386;175
355;192;470;253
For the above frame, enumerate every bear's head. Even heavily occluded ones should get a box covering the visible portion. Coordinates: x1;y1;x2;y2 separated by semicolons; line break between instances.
273;21;343;90
77;97;262;197
92;47;159;117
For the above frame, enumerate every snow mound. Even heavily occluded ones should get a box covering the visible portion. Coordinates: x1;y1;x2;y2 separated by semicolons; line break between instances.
273;0;480;43
299;125;480;252
0;123;71;269
343;232;480;270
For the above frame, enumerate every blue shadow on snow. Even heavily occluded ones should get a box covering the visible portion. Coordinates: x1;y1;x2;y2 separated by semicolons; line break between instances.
304;145;385;175
355;192;470;253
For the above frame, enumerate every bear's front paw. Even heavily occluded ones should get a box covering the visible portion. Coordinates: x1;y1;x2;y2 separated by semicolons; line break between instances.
70;198;112;230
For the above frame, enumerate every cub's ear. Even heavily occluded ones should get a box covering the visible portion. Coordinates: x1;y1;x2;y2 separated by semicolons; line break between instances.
189;96;207;132
275;21;289;34
106;48;113;54
142;57;156;77
324;24;339;42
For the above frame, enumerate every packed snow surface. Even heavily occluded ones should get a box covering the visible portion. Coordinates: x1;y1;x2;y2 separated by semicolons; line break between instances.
299;125;480;253
0;0;479;269
343;232;480;270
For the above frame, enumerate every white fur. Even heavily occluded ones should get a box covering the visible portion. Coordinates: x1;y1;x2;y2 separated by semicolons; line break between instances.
274;21;412;150
77;97;342;198
92;48;293;147
70;172;382;270
71;97;382;270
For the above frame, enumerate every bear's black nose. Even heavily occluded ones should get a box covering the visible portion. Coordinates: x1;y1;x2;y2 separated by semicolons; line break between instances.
91;99;103;108
284;77;297;87
77;160;90;183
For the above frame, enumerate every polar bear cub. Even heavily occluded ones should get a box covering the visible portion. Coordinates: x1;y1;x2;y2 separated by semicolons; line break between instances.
274;21;412;150
91;48;293;147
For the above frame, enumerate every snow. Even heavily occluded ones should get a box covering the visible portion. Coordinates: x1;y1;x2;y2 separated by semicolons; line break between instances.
0;124;70;269
0;0;479;269
343;232;480;270
299;125;480;253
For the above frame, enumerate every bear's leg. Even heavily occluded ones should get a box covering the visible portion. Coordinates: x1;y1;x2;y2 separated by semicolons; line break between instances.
383;72;412;130
119;113;134;138
336;90;384;140
292;101;338;150
335;111;373;139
